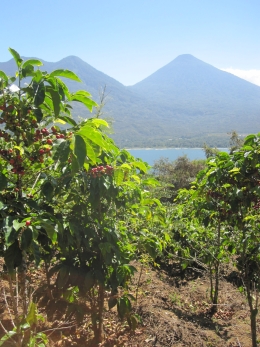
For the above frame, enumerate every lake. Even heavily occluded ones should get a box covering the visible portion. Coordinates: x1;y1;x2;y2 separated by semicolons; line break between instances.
128;148;228;166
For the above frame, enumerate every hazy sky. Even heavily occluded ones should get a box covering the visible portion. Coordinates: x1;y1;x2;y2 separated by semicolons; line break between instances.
1;0;260;86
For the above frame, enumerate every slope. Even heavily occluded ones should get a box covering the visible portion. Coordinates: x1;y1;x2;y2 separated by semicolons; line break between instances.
1;55;260;148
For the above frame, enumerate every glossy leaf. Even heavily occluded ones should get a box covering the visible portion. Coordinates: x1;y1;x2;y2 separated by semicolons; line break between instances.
70;91;97;111
8;47;22;67
33;81;45;106
74;135;86;167
77;125;105;148
57;266;70;289
0;173;7;190
26;302;37;325
41;181;54;201
0;331;16;346
49;69;81;82
21;228;33;250
46;87;60;117
0;70;8;84
4;240;22;273
22;59;43;68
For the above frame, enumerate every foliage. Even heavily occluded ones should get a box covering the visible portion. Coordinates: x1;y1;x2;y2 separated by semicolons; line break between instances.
171;139;260;347
203;143;220;158
0;48;166;346
152;155;205;201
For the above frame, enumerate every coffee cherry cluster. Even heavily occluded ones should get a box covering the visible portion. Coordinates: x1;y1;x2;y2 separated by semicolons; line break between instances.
0;149;25;175
0;100;74;173
10;154;25;175
0;130;11;142
90;165;113;178
253;199;260;210
0;104;37;135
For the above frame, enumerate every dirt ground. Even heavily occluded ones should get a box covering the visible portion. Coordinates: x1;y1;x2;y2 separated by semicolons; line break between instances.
0;259;256;347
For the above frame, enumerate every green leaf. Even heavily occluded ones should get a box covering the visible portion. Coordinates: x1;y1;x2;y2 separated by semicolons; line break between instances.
91;118;109;128
108;297;118;310
71;154;80;173
244;134;256;146
33;81;45;106
114;168;124;185
34;108;43;122
142;177;160;186
53;77;70;99
21;228;33;250
39;220;57;242
127;314;139;330
13;219;25;231
22;59;43;68
74;135;86;167
4;216;17;245
49;69;81;82
132;160;148;172
86;142;97;163
46;87;61;117
31;241;41;266
57;116;77;126
0;330;16;346
57;266;70;289
70;91;97;111
77;125;104;148
0;172;7;190
22;64;34;77
41;181;54;201
4;240;22;273
53;139;71;163
33;70;43;83
229;167;240;173
117;297;132;319
71;89;91;97
8;47;23;67
26;302;37;326
0;70;9;84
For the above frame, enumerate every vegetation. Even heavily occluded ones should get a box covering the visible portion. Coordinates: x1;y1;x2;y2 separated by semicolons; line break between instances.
152;156;205;201
0;48;166;346
160;142;260;347
1;48;260;347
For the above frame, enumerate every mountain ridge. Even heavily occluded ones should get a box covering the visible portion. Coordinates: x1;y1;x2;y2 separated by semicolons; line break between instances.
0;54;260;148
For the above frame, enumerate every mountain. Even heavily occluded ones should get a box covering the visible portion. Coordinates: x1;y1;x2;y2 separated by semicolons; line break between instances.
1;54;260;148
129;54;260;138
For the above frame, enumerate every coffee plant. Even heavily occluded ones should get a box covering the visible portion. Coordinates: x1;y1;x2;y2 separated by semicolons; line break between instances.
172;138;260;347
0;48;165;346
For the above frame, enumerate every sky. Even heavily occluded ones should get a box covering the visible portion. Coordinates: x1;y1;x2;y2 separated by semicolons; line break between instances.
1;0;260;86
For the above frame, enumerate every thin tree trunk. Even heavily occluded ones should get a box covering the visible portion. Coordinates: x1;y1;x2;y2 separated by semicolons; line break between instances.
211;261;220;314
44;259;53;299
247;286;258;347
96;284;105;344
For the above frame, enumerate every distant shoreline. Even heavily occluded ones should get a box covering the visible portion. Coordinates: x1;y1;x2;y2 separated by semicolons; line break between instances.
126;147;229;150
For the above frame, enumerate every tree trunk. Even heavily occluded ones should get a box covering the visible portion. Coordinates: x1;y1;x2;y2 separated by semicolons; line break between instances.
44;259;53;299
246;282;258;347
90;285;105;345
96;284;105;344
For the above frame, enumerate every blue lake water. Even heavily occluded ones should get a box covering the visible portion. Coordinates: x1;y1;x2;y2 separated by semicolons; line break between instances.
128;148;228;166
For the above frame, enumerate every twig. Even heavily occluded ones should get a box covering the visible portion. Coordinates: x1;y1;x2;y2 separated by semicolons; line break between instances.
135;263;144;305
236;337;242;347
2;287;15;328
43;321;77;338
16;270;19;314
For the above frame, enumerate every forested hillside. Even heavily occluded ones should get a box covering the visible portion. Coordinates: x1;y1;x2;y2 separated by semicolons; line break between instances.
1;54;260;148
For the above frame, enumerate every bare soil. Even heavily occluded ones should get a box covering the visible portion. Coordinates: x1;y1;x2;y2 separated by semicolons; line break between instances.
0;259;256;347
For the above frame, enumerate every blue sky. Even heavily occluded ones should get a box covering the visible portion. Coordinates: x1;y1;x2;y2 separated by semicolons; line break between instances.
1;0;260;85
